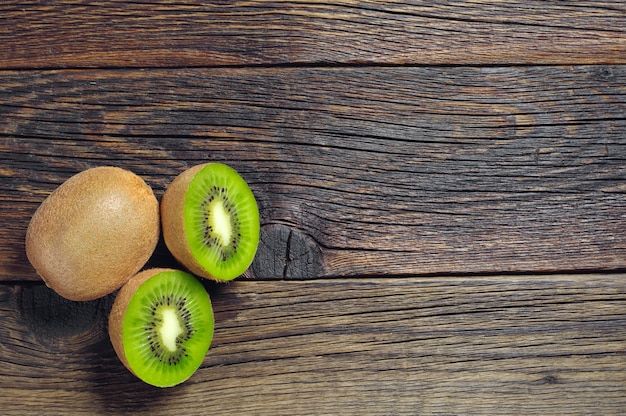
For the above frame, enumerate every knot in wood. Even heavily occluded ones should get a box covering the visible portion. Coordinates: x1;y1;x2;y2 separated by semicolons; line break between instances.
251;224;323;279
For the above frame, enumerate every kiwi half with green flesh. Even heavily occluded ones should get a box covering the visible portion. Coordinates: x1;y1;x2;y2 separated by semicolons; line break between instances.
25;166;160;301
161;163;260;281
109;268;214;388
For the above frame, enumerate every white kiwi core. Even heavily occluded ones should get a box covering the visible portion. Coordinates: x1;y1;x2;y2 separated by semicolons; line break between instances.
209;199;232;247
159;308;183;352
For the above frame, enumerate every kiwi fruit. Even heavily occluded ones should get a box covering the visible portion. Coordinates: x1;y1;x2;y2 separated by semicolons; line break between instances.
25;166;160;301
108;268;214;388
161;163;260;281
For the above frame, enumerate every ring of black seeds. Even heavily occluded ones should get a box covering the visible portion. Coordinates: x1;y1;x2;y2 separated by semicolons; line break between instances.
145;295;195;365
201;186;242;261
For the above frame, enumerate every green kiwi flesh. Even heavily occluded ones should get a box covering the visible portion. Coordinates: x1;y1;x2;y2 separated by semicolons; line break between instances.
183;163;260;281
111;269;214;388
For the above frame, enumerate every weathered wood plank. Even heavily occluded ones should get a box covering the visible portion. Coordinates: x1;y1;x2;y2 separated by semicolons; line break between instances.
1;66;625;280
1;1;625;68
0;274;624;415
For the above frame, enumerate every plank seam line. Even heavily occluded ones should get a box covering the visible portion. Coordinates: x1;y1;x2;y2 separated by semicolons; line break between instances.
246;268;626;281
0;62;622;72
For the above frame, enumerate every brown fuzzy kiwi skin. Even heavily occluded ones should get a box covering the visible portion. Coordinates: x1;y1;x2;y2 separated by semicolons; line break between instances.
161;163;217;280
25;166;160;301
108;268;169;375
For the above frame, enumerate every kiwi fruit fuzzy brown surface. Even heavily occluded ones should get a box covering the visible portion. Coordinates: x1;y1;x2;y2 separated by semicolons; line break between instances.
25;166;160;301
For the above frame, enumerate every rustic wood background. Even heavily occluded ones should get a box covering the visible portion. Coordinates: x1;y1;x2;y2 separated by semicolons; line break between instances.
1;1;625;415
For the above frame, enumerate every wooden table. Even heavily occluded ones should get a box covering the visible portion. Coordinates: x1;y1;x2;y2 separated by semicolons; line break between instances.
1;2;625;414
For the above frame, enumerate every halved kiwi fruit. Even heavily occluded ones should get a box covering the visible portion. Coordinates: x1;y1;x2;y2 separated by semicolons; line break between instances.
161;163;260;281
109;268;214;388
25;166;160;301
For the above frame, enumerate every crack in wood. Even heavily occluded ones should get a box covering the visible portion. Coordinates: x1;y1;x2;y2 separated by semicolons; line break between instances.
283;228;293;279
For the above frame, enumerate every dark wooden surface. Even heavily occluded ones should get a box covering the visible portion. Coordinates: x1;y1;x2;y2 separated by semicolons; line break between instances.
2;275;625;415
1;1;625;67
1;2;625;415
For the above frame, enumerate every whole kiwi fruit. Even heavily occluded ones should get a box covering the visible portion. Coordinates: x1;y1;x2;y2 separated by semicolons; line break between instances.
161;163;260;282
25;166;160;301
108;268;214;388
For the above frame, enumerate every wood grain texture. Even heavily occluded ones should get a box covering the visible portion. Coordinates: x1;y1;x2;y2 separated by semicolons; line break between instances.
1;66;625;280
1;0;625;68
2;1;624;414
0;274;624;415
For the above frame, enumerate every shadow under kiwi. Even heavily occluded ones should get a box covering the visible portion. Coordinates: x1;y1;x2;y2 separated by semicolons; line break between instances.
19;282;181;413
